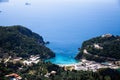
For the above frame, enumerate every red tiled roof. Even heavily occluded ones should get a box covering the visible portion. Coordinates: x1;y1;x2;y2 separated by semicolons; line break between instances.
5;73;22;79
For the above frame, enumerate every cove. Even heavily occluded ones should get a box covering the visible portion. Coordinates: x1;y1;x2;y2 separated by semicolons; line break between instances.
0;0;120;64
46;42;79;64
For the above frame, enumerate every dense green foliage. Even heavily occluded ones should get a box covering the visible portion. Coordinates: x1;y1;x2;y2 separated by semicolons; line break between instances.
0;61;60;80
75;35;120;62
0;25;55;59
0;61;120;80
52;68;120;80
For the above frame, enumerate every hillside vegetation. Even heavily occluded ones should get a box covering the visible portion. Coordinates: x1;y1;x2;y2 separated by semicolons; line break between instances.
0;25;55;59
75;34;120;62
0;61;120;80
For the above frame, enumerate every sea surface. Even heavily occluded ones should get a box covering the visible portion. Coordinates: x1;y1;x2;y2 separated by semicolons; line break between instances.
0;0;120;64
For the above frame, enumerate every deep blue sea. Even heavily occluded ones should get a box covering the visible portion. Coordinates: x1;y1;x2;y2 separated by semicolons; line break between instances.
0;0;120;64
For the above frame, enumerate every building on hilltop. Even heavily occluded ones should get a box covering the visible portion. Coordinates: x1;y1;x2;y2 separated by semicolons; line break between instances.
101;34;112;38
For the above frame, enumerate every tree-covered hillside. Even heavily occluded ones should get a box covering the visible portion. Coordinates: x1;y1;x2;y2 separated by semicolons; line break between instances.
75;34;120;62
0;25;55;59
0;61;120;80
0;30;120;80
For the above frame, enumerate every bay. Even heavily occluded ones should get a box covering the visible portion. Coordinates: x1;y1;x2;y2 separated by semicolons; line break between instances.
0;0;120;64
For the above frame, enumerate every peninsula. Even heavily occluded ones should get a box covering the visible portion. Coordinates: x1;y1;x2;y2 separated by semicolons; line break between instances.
60;34;120;72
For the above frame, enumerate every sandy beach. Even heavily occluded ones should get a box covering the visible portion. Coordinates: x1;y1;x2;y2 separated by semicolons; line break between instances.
57;59;120;72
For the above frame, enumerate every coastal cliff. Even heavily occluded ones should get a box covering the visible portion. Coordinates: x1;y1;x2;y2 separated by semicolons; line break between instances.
0;25;55;59
75;34;120;62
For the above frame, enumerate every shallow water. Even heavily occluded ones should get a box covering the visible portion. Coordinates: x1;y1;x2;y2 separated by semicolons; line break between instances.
0;0;120;64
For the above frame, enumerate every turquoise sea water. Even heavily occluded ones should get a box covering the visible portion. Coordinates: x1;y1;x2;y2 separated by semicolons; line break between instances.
46;42;79;64
0;0;120;64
